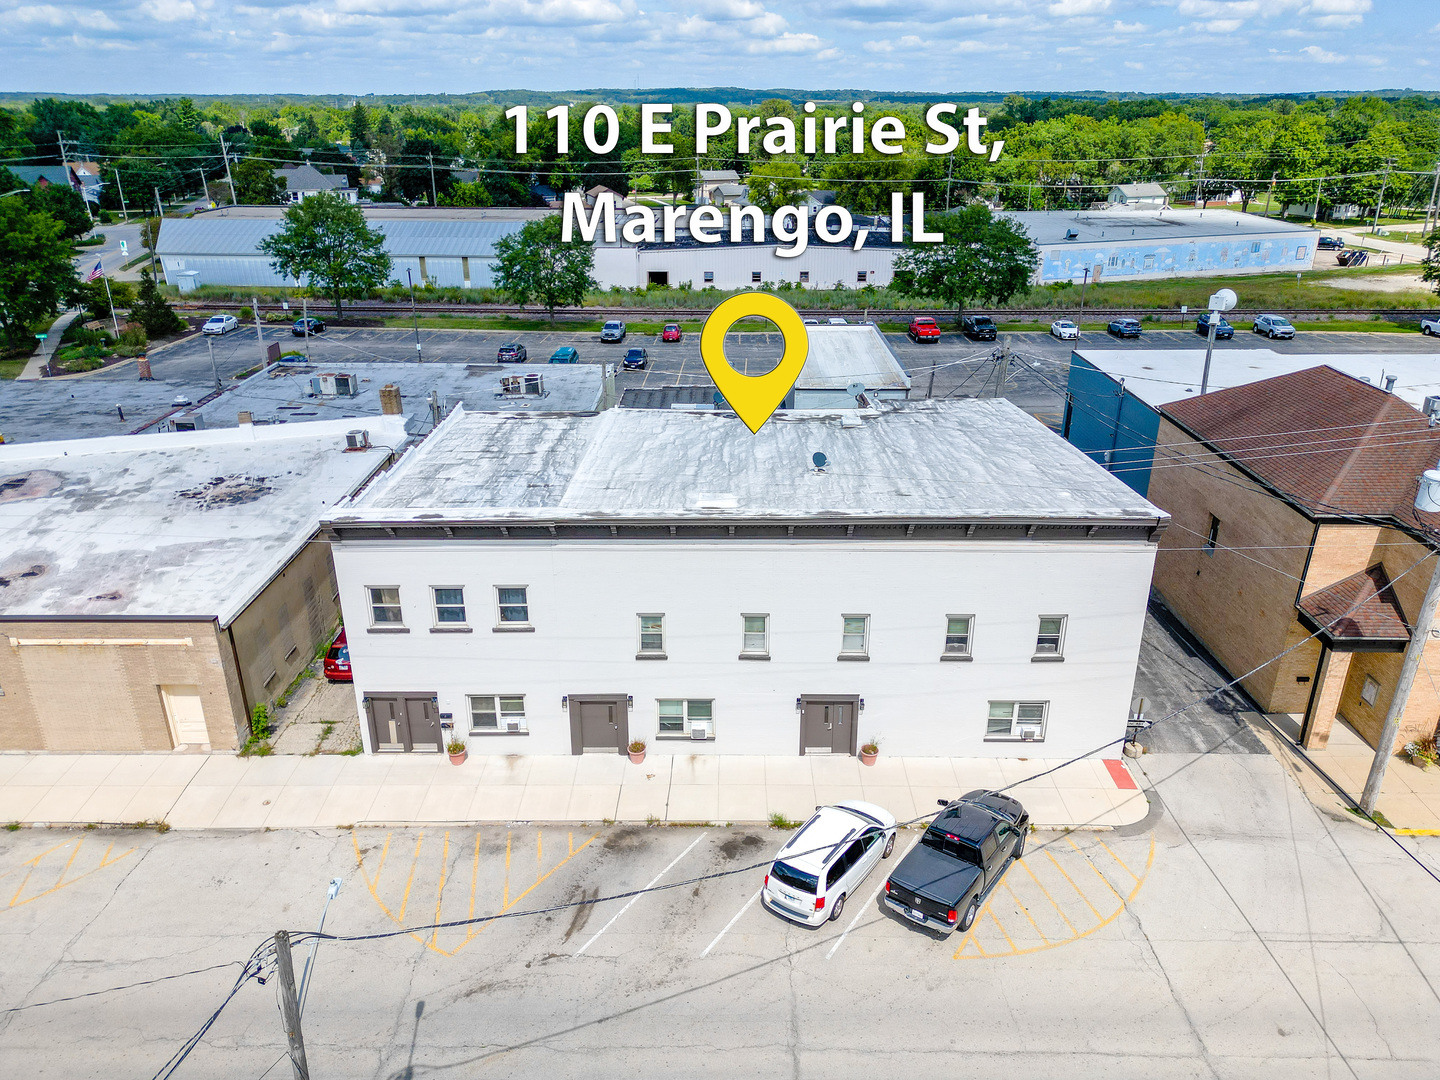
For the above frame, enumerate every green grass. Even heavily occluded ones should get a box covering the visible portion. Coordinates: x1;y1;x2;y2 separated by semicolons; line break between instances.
383;315;705;334
768;812;803;829
0;357;28;380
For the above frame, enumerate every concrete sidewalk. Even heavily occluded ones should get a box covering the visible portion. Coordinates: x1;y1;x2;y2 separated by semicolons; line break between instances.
1250;712;1440;835
0;750;1146;831
15;309;82;381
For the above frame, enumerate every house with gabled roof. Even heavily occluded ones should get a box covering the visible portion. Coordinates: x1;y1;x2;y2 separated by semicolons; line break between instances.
1144;365;1440;753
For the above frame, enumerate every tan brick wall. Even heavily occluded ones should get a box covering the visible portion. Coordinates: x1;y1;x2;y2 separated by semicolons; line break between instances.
226;537;341;714
0;620;245;751
1148;417;1318;711
1304;525;1382;594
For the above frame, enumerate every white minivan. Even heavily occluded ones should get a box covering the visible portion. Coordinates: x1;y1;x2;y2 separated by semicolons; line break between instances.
762;801;898;926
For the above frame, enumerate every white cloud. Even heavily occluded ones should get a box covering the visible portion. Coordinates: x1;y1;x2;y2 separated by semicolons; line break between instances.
863;39;894;52
1125;60;1144;69
1112;19;1146;31
138;0;198;19
1298;43;1346;62
1047;0;1110;14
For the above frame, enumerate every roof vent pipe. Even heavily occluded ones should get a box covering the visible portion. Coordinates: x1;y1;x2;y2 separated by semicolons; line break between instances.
1384;374;1397;393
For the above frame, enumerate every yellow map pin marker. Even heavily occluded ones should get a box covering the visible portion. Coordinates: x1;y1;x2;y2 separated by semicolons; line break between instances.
700;293;809;434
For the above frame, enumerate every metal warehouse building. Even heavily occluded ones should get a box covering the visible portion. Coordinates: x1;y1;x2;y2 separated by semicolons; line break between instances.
155;206;552;290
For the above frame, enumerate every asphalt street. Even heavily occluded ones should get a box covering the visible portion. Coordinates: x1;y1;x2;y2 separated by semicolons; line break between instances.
1;746;1437;1078
5;322;1438;444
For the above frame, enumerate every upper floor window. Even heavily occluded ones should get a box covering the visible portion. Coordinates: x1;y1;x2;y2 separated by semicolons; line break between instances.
369;587;402;626
470;695;526;732
658;698;713;738
742;614;769;657
433;587;466;624
841;615;869;658
1035;616;1066;659
1205;515;1220;556
638;614;665;657
944;616;973;658
497;587;529;625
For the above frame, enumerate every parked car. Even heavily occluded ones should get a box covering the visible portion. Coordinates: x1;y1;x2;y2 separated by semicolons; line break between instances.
762;802;898;926
1253;314;1296;340
549;346;580;363
323;629;351;683
803;318;820;326
202;314;238;335
622;347;649;370
1421;315;1440;337
1336;250;1369;267
661;323;683;342
497;342;528;363
1107;318;1143;338
292;317;325;336
1195;313;1234;340
826;317;849;326
1317;236;1345;250
884;791;1028;933
1049;320;1079;340
600;320;627;343
907;316;941;343
961;315;998;341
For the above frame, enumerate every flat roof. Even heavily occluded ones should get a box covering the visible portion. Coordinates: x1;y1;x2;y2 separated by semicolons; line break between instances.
0;416;405;624
340;399;1162;524
797;325;911;391
1001;209;1316;247
1071;347;1440;412
180;362;605;436
158;212;549;259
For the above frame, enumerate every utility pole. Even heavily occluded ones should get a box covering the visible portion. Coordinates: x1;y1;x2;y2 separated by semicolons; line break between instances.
1425;162;1440;237
150;187;163;279
407;268;423;361
1361;551;1440;815
990;344;1011;399
273;931;311;1080
1265;171;1277;218
205;334;221;393
56;131;94;224
1372;161;1392;235
253;295;265;361
944;154;953;211
301;293;311;360
1078;266;1091;328
220;134;238;205
195;167;209;205
113;167;129;222
1313;177;1323;226
1195;148;1206;210
427;153;437;206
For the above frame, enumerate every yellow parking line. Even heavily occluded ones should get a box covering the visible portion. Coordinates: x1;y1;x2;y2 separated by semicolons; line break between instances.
1098;840;1140;882
397;833;423;921
504;831;512;908
1068;836;1126;905
1021;858;1079;936
5;839;136;910
431;832;450;948
1003;881;1049;944
986;907;1018;952
1045;848;1103;920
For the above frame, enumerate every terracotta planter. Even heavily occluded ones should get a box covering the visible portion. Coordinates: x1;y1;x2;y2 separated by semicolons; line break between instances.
859;749;879;766
448;749;468;765
628;749;646;765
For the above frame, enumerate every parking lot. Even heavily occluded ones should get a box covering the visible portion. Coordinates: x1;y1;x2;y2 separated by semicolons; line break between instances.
4;321;1438;443
3;746;1439;1078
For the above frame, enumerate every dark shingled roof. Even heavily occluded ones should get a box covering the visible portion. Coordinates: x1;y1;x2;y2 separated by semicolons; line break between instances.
1160;365;1440;533
1297;564;1411;646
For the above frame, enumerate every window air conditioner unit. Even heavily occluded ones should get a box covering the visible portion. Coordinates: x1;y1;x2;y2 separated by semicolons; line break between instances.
1018;725;1041;741
505;720;522;732
345;429;370;450
690;721;711;741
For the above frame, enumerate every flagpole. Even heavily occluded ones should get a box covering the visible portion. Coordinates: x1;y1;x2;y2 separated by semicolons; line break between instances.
100;259;120;339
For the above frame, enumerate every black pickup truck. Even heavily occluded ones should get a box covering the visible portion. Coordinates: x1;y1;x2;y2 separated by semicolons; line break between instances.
884;790;1029;933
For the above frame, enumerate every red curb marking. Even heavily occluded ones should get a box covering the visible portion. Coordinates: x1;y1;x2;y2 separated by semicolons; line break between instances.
1104;759;1138;790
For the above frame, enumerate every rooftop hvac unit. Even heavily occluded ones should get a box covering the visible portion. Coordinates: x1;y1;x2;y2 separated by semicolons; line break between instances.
690;721;711;741
169;414;203;432
344;429;371;450
311;372;358;397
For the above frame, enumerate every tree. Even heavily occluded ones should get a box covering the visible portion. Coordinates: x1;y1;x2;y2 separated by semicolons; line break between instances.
233;158;285;205
492;215;596;319
0;196;84;349
131;269;186;337
349;102;370;149
140;215;162;257
891;205;1039;319
30;181;91;239
1422;230;1440;301
441;180;492;208
258;191;392;315
746;162;806;214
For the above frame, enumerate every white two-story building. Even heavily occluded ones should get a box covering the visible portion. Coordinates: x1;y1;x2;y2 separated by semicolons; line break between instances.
322;400;1166;759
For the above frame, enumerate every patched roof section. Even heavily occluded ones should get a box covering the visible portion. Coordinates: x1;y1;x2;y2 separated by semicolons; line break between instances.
1297;564;1411;644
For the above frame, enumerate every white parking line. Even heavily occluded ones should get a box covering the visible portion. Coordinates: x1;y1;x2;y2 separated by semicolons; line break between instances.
700;887;761;957
825;833;919;961
574;832;708;956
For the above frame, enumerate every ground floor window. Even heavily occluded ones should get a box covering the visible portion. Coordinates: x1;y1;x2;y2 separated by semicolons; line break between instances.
470;695;527;732
658;698;713;738
987;701;1048;741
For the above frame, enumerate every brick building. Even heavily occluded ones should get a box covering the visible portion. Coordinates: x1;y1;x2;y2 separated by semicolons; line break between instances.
1146;366;1440;752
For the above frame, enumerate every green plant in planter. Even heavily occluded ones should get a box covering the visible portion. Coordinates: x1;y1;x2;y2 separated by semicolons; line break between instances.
446;739;467;755
628;740;646;754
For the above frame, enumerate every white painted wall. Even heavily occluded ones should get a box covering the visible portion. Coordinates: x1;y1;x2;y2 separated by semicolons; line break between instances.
334;538;1157;760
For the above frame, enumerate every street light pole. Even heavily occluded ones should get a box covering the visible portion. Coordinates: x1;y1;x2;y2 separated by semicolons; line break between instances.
407;268;423;361
205;333;221;393
1199;288;1236;396
1078;266;1090;328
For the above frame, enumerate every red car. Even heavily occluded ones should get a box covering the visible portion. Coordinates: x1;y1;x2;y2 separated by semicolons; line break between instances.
907;316;941;343
661;323;683;342
323;629;352;682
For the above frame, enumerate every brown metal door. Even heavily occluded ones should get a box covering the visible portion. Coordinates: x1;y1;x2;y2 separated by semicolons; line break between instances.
368;696;407;752
579;701;619;752
800;699;856;755
404;696;442;752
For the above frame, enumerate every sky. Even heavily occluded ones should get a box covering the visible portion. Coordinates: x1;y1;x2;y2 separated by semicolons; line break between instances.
1;0;1436;97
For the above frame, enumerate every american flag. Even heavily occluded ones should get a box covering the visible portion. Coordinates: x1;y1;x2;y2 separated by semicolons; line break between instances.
85;259;104;282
